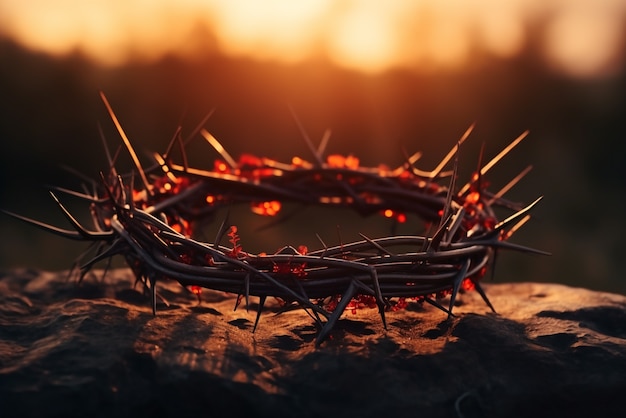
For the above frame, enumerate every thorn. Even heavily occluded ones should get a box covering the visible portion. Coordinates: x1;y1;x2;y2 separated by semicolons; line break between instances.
490;249;499;281
97;122;117;176
488;165;533;204
473;281;496;313
316;281;356;346
252;295;267;333
448;259;471;319
163;125;183;160
99;91;152;195
423;297;454;317
459;130;529;195
288;104;324;167
244;273;251;311
200;129;238;169
436;140;460;236
0;210;78;240
316;233;328;258
493;196;543;232
234;294;243;311
317;129;332;159
430;123;473;179
503;214;531;240
150;275;157;315
428;212;453;251
214;209;232;249
441;207;466;247
369;268;387;329
177;130;189;173
358;233;394;256
183;108;216;146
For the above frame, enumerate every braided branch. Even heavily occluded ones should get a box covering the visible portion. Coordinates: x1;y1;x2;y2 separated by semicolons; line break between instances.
3;97;549;345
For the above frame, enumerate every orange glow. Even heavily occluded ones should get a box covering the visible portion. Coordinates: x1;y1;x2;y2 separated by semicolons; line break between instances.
543;5;624;78
466;191;480;205
326;154;359;169
214;161;229;173
462;278;475;291
0;1;624;78
251;201;281;216
189;285;202;295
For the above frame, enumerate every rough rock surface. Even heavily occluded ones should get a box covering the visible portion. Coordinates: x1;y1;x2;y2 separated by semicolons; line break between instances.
1;268;625;417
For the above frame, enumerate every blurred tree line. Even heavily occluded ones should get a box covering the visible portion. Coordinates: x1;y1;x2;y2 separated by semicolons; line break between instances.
1;36;624;293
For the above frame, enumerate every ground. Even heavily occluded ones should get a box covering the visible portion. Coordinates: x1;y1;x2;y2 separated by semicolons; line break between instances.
1;268;625;417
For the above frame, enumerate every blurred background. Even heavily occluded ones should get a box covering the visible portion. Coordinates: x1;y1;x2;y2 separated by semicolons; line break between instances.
0;1;624;293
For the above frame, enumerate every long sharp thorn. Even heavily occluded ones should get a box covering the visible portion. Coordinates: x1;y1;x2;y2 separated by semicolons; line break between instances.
99;91;152;195
48;191;97;238
200;129;237;169
177;131;189;172
448;259;471;319
430;123;474;179
489;165;533;204
489;240;552;256
482;130;529;174
316;281;356;346
476;141;485;191
459;130;529;195
1;209;83;239
473;281;496;313
316;233;328;258
69;241;100;282
162;125;182;161
504;214;531;240
252;295;267;333
244;273;251;311
493;196;542;232
317;128;332;158
150;276;157;315
352;279;375;295
490;250;499;281
359;233;393;256
79;239;126;271
370;268;387;329
97;122;117;176
184;108;216;146
117;175;128;206
109;145;122;174
437;141;459;234
288;104;324;167
423;297;454;316
428;212;452;251
394;147;423;176
214;210;231;249
442;207;466;247
234;294;243;311
45;186;103;203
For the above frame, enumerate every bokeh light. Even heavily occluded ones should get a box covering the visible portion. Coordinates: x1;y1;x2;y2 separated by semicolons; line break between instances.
0;0;624;77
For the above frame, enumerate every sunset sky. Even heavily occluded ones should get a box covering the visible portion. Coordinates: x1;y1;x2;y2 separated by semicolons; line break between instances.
1;0;624;78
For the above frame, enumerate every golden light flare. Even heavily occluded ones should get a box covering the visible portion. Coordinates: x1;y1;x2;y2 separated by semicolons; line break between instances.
208;0;330;63
543;4;625;78
0;0;624;77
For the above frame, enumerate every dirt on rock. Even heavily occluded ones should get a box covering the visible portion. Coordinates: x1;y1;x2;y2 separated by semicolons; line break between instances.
1;268;625;418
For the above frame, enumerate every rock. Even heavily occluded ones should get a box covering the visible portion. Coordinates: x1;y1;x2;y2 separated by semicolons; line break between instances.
1;268;625;418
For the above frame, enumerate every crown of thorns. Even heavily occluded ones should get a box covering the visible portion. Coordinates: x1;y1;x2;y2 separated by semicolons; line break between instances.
4;93;549;345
